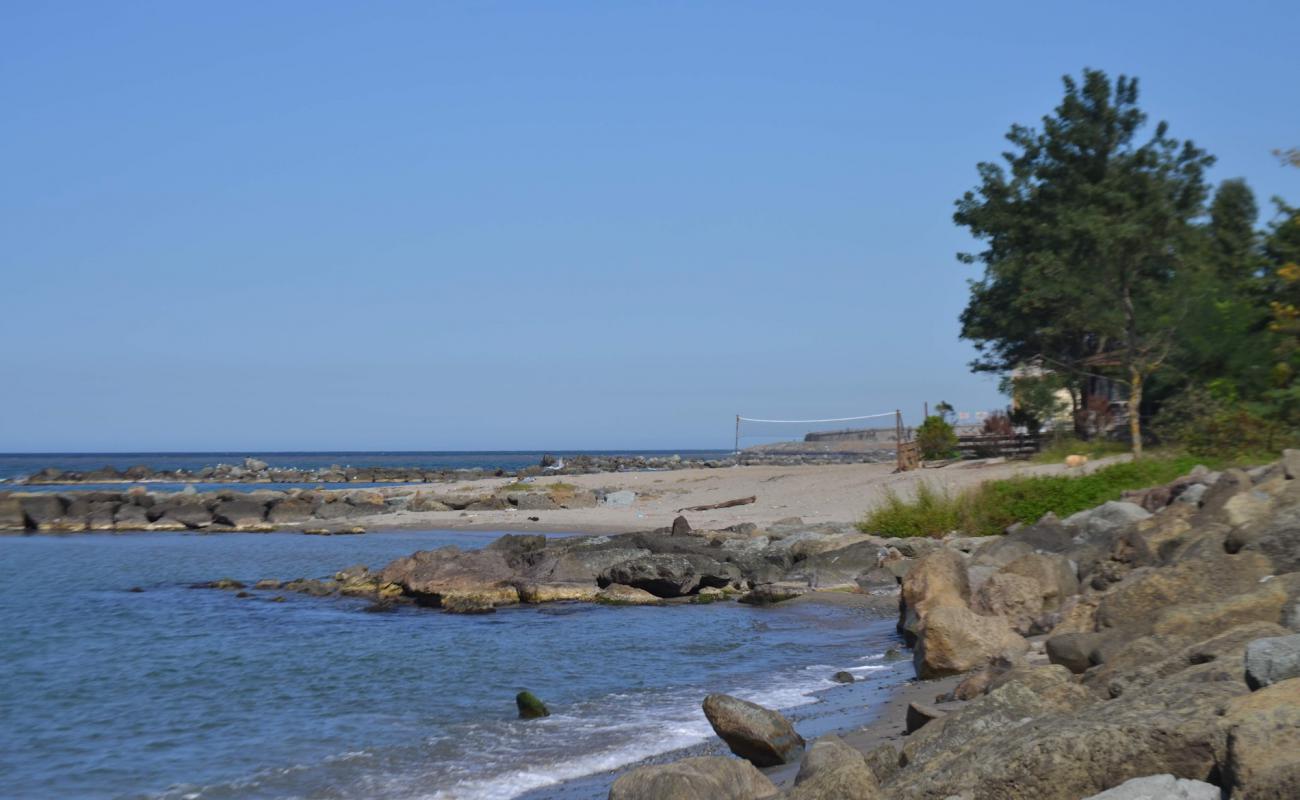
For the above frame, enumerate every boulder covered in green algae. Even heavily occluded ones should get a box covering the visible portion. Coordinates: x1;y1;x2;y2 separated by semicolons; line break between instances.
516;691;550;719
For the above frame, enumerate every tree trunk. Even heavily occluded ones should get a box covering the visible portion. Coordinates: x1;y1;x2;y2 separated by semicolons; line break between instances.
1128;367;1144;459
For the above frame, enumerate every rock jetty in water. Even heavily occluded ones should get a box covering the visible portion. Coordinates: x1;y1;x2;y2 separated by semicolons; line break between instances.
7;450;897;488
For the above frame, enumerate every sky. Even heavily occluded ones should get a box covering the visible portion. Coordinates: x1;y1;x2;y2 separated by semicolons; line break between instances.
2;1;1298;452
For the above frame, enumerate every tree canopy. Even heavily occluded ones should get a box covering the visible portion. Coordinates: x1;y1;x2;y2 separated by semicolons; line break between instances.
954;69;1215;455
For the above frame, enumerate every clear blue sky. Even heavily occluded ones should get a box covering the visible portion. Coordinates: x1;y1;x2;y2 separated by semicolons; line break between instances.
3;1;1297;452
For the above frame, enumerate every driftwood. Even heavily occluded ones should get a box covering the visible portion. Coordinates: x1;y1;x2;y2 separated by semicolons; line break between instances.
676;496;756;513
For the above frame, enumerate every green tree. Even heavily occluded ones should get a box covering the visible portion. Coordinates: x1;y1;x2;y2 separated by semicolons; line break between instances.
1207;178;1260;286
1263;198;1300;423
916;415;958;460
954;69;1214;457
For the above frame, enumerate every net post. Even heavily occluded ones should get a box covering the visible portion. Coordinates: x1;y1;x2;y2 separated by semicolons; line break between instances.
734;414;740;464
895;409;902;471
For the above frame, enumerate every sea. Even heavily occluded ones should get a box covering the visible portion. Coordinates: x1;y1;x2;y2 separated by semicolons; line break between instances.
0;451;731;489
0;529;908;800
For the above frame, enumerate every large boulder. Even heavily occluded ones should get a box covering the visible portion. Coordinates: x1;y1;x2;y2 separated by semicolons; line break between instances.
524;544;651;585
970;536;1034;569
594;583;662;605
885;662;1246;800
1245;633;1300;690
898;549;970;645
913;604;1030;679
701;694;804;767
788;735;881;800
267;497;314;524
1095;553;1274;635
899;667;1093;769
212;498;268;529
1064;501;1151;540
1085;621;1291;700
999;552;1079;611
1218;677;1300;799
1080;774;1220;800
973;572;1046;634
784;541;887;590
0;495;25;530
1227;496;1300;574
378;546;520;608
599;554;740;598
113;502;151;530
19;494;66;531
1148;581;1288;641
149;497;213;529
608;756;778;800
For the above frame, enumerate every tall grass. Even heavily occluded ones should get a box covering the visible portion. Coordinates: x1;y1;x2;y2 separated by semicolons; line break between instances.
858;455;1211;538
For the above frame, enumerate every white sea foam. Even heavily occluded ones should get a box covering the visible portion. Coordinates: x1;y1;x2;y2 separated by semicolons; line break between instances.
414;658;882;800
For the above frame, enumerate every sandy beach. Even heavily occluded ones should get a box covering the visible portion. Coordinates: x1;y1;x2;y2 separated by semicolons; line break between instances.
360;455;1130;534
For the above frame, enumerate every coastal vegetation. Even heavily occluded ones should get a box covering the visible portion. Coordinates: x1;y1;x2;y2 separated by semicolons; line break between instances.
861;455;1212;538
956;68;1300;458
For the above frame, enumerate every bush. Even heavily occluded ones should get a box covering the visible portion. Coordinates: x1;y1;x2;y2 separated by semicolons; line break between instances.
858;456;1207;538
916;415;958;460
1154;388;1295;458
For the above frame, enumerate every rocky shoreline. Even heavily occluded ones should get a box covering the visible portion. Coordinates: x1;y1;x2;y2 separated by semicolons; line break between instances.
6;450;898;487
599;451;1300;799
209;452;1300;799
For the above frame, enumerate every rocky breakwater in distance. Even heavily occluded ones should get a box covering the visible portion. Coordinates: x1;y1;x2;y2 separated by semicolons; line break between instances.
603;450;1300;800
211;514;912;613
0;481;650;533
9;450;900;487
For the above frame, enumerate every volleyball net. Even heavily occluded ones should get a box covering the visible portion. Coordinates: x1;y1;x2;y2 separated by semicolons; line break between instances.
733;411;906;464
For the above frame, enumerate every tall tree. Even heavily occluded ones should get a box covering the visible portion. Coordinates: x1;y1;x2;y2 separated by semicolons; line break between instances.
1264;198;1300;422
1207;178;1260;286
955;69;1214;456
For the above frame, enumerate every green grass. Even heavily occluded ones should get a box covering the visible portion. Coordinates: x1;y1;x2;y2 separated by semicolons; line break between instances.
1029;435;1131;465
858;455;1212;538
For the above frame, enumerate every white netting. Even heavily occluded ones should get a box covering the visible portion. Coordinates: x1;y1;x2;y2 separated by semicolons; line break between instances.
734;412;902;463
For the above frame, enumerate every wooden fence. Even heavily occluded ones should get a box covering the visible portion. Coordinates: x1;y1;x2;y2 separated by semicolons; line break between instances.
955;433;1041;460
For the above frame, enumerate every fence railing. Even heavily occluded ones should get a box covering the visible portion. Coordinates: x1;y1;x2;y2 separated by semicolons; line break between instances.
955;433;1041;459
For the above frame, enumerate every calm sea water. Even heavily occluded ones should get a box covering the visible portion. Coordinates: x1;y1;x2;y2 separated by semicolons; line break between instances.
0;531;903;800
0;451;731;483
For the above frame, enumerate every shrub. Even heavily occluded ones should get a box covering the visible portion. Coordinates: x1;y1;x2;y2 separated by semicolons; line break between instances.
859;455;1207;538
916;415;959;460
982;411;1015;436
1154;388;1295;458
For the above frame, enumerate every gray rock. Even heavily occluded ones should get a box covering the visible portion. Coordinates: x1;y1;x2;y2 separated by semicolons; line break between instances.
608;756;779;800
1063;501;1151;540
1174;483;1207;506
19;494;66;531
1244;633;1300;689
701;693;804;767
212;498;267;528
113;503;151;530
831;671;855;684
0;495;25;530
1284;448;1300;480
267;498;314;524
512;492;560;511
789;734;881;799
602;490;637;507
599;554;740;598
906;702;945;733
1080;774;1220;800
